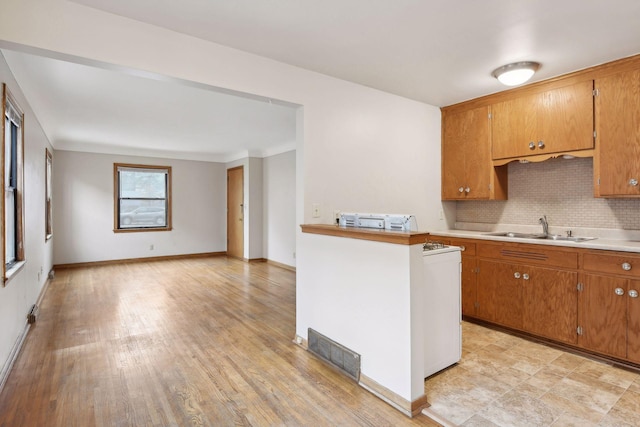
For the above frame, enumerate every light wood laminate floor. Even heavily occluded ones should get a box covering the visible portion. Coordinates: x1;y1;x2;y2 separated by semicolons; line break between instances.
0;257;439;427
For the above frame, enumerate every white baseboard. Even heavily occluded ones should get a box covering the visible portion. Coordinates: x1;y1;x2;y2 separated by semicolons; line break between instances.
0;321;30;394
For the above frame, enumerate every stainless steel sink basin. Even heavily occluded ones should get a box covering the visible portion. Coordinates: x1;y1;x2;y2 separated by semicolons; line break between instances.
484;232;546;239
483;232;596;242
543;234;597;242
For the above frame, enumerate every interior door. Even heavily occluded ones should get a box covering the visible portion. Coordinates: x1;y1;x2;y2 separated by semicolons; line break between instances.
227;166;244;259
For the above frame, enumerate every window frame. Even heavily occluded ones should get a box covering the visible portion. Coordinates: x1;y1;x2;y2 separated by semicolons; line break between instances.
113;163;172;233
2;83;25;284
45;148;53;241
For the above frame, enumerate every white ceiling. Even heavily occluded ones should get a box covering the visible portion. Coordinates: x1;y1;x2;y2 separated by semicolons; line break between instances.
5;0;640;160
2;49;298;162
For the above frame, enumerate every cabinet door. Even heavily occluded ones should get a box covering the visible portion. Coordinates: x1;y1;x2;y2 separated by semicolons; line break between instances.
461;256;477;317
491;94;537;159
579;274;627;359
477;260;522;329
628;279;640;363
538;80;594;154
523;266;578;345
442;106;492;199
492;81;593;160
595;69;640;197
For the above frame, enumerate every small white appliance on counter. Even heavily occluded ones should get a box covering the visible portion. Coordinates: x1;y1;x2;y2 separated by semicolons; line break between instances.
422;241;462;378
338;212;417;231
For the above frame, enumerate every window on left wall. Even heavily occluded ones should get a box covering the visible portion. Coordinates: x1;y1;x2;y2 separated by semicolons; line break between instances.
2;84;25;283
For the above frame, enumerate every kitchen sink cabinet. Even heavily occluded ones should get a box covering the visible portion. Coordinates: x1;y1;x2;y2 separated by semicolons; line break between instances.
579;251;640;363
594;68;640;197
476;259;578;344
491;81;594;160
441;106;507;200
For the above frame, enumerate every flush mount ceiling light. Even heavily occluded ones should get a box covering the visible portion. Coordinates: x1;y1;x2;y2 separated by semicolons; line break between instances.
492;61;540;86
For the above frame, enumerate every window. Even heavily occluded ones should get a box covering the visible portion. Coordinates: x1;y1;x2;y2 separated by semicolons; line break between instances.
45;148;53;240
114;164;171;232
2;84;25;280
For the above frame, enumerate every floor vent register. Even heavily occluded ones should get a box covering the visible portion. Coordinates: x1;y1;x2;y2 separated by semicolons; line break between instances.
307;328;361;381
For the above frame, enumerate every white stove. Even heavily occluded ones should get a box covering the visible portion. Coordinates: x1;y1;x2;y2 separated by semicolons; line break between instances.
422;241;462;377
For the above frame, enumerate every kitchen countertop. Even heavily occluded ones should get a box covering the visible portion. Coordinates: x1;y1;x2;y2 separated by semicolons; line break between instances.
300;223;430;245
429;225;640;254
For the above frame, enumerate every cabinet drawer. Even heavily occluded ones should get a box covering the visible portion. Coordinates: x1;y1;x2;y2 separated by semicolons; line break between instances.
477;243;578;269
448;239;476;255
583;252;640;278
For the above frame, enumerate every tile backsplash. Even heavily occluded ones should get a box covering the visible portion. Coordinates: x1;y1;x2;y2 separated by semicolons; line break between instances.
456;157;640;230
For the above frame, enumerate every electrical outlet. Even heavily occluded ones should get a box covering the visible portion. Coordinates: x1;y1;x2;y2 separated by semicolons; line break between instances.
150;244;155;251
439;209;444;220
312;203;321;218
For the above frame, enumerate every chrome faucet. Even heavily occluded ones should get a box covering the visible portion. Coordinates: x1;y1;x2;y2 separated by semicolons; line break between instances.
539;215;549;236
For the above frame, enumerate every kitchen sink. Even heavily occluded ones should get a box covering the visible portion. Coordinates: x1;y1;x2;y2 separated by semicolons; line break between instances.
483;231;596;242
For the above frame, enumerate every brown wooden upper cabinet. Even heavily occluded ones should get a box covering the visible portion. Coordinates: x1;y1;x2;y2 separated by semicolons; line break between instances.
594;68;640;197
491;81;595;160
441;106;507;200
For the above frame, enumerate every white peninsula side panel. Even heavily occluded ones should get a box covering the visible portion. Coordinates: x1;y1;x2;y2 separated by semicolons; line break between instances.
297;225;428;416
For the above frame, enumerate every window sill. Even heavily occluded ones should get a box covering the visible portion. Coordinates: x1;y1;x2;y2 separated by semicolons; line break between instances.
4;260;26;286
113;227;172;233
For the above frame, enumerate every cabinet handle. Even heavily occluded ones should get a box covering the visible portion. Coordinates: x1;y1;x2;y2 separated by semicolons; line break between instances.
537;140;545;149
629;290;639;298
615;287;625;296
528;141;536;150
522;273;530;280
630;178;639;186
514;272;521;279
459;245;466;252
622;262;632;271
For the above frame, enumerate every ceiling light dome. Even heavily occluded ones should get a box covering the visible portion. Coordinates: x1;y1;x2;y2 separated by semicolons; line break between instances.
492;61;540;86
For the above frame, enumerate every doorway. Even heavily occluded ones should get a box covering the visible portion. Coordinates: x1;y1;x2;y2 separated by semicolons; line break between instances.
227;166;244;259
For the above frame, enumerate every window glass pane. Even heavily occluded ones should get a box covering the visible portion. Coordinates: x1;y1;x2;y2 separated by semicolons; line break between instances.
119;170;166;199
5;189;15;265
119;200;166;228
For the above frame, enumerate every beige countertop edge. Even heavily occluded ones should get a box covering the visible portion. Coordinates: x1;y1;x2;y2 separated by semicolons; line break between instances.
429;230;640;254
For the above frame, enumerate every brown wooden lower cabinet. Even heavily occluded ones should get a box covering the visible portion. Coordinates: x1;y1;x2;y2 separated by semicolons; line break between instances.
429;234;640;367
579;273;628;359
523;266;578;345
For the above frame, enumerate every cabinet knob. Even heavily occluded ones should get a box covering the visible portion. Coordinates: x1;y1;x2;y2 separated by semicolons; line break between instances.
514;272;521;279
458;186;464;193
629;178;639;186
537;140;545;149
622;262;632;271
464;187;471;193
459;245;466;252
522;273;530;280
529;141;536;150
629;290;639;298
615;287;625;296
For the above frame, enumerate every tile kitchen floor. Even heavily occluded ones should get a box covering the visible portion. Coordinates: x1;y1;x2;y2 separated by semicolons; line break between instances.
423;322;640;427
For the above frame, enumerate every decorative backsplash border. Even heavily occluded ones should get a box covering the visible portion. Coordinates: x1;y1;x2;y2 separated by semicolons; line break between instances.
456;157;640;230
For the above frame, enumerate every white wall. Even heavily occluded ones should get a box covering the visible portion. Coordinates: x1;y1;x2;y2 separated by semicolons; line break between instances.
0;51;53;381
263;150;296;267
53;151;226;264
0;0;446;405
